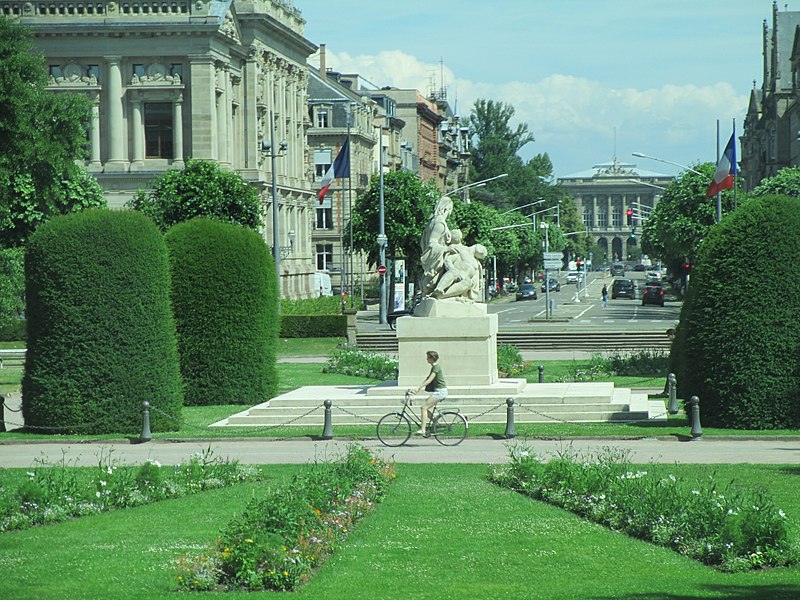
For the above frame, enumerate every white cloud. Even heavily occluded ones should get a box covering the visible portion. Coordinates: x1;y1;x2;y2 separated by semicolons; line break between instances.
322;49;750;176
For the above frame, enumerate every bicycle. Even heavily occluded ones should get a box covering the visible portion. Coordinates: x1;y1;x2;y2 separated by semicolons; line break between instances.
376;390;468;447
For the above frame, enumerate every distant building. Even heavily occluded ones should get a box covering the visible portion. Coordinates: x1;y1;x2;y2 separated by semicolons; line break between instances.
558;159;673;264
741;2;800;190
18;0;317;298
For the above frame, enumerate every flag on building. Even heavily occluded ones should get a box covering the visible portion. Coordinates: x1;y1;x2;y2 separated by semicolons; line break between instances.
318;138;350;203
705;132;738;198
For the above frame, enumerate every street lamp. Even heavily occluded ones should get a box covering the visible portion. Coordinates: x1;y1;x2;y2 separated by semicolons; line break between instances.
631;152;705;177
261;110;288;297
627;178;667;191
448;173;508;203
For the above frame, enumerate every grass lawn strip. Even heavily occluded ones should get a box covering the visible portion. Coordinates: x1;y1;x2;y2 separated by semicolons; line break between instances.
0;464;798;599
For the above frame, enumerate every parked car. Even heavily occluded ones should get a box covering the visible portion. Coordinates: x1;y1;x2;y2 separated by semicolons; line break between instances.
541;278;561;292
641;282;665;306
611;278;636;299
515;283;538;301
566;271;583;284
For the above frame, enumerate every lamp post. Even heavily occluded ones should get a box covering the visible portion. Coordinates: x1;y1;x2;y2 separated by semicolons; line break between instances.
377;125;388;325
631;152;705;177
262;110;288;298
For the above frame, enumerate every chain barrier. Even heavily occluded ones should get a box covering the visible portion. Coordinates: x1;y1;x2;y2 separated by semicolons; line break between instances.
462;401;506;423
514;401;671;428
334;405;381;425
2;401;21;413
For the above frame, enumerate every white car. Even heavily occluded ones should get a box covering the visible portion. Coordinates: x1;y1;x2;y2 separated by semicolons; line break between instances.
566;271;583;284
645;271;661;281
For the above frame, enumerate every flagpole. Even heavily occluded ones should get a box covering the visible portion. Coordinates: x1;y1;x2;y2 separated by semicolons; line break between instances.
715;119;722;223
732;117;737;212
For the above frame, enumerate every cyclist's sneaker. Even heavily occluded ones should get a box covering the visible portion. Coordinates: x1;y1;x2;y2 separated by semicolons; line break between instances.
414;430;430;437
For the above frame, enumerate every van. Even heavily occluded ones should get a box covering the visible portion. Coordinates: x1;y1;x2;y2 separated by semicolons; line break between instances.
611;263;625;277
313;272;332;296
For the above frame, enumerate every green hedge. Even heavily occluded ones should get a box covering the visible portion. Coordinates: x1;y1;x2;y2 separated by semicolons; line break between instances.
676;194;800;429
22;208;183;434
165;218;279;406
282;296;342;315
280;315;346;338
0;319;25;342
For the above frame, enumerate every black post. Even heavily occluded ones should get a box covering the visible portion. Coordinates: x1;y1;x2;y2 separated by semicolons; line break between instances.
667;373;678;414
322;400;334;440
538;365;544;383
689;395;703;440
0;394;5;433
139;400;152;443
504;397;516;439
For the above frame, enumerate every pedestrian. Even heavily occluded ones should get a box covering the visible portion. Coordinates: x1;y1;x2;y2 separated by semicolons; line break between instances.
409;350;448;436
601;284;608;308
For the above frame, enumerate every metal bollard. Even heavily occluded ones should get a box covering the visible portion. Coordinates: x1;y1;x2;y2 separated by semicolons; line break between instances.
538;365;544;383
321;400;334;440
139;400;152;443
667;373;678;414
0;394;5;433
504;397;516;439
688;395;703;440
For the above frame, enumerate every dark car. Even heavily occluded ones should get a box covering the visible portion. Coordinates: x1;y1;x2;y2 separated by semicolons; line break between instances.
515;283;538;301
541;278;561;293
633;264;647;272
610;263;625;277
611;278;636;299
641;283;665;306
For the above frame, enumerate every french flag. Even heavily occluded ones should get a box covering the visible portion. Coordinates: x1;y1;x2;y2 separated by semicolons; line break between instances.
318;138;350;204
705;132;738;198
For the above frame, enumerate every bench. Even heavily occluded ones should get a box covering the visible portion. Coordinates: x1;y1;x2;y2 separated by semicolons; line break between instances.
0;349;26;368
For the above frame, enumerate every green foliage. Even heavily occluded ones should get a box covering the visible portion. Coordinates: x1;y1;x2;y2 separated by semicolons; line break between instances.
0;247;23;328
0;19;105;248
497;344;524;376
22;208;183;434
279;315;346;338
1;449;259;532
176;446;396;591
128;159;261;231
488;446;799;572
676;194;800;429
600;349;670;376
165;218;278;406
323;346;398;380
281;296;342;315
350;170;439;282
751;166;800;198
0;318;25;342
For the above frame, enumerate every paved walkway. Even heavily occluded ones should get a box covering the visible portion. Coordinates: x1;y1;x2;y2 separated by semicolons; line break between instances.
1;436;798;468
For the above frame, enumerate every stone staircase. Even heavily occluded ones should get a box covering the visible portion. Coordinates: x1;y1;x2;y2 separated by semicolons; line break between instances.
212;380;667;428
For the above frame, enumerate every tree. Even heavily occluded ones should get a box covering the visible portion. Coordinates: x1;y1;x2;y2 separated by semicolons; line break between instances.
0;17;105;248
350;170;439;284
127;159;261;231
0;247;23;328
751;166;800;197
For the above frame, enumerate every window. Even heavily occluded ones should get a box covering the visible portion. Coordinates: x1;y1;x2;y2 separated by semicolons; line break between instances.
316;207;333;230
314;149;332;181
144;102;173;159
316;244;334;271
316;107;329;128
597;206;608;227
612;206;622;228
583;205;593;228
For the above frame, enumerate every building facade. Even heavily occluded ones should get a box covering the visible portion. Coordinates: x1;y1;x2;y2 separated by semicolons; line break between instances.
17;0;317;297
741;2;800;190
558;159;673;264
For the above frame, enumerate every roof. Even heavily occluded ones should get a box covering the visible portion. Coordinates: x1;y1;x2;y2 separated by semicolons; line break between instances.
559;159;670;180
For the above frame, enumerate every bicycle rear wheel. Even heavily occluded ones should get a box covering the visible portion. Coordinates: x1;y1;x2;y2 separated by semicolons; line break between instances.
432;411;468;446
377;412;412;447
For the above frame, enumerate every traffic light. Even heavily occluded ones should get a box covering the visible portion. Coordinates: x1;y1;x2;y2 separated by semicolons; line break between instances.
684;262;691;271
575;259;582;271
626;209;633;225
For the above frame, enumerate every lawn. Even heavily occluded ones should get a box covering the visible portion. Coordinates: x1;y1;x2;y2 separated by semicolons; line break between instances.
0;463;798;599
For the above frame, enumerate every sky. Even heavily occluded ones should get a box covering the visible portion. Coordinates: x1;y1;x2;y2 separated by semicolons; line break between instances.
297;0;780;179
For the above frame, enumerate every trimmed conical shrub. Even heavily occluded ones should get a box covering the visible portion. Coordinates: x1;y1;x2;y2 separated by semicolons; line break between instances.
164;218;279;406
22;208;183;434
676;194;800;429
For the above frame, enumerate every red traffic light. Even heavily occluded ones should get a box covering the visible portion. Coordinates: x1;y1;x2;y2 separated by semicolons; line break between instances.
684;263;691;270
626;209;633;216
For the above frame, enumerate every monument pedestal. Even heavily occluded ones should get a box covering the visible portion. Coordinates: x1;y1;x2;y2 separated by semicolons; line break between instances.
396;298;498;388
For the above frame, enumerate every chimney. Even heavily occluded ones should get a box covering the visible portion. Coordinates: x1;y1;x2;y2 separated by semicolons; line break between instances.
319;43;326;76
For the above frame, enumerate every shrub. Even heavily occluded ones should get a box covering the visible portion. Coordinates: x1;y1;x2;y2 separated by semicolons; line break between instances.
279;315;346;338
676;195;800;428
497;344;524;376
0;318;25;342
323;346;398;380
602;349;669;376
165;218;279;406
0;248;24;330
282;296;342;315
22;208;183;434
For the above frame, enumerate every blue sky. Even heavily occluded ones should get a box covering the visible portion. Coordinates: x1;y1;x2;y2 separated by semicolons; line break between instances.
298;1;777;179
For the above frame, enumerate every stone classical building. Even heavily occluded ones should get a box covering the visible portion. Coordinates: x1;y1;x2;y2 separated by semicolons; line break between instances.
558;159;673;264
741;2;800;190
17;0;317;297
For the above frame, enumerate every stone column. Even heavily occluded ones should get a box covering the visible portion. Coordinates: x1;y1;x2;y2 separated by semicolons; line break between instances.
216;63;229;166
173;94;184;167
189;55;216;159
130;97;144;168
89;94;101;167
104;56;127;171
243;50;259;170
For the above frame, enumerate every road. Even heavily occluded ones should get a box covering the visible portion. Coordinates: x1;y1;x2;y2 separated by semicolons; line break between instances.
487;271;681;331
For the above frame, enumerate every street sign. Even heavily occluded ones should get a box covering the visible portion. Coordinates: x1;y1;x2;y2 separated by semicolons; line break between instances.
544;260;562;269
377;265;387;275
543;252;562;260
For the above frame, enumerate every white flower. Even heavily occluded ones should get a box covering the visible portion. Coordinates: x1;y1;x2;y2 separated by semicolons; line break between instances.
778;509;786;518
95;491;101;498
106;467;113;475
99;480;106;487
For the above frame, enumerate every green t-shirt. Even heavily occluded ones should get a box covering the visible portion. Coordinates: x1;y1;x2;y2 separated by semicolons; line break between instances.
425;363;447;391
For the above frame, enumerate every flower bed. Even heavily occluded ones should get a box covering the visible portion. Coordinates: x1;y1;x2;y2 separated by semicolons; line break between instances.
175;445;396;591
0;447;260;532
488;445;799;572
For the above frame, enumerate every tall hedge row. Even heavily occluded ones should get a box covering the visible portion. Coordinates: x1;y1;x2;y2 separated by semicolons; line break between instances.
675;195;800;429
22;209;183;434
164;218;279;406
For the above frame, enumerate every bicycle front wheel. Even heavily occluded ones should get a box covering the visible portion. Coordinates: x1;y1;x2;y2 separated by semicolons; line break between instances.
377;412;412;447
432;411;468;446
